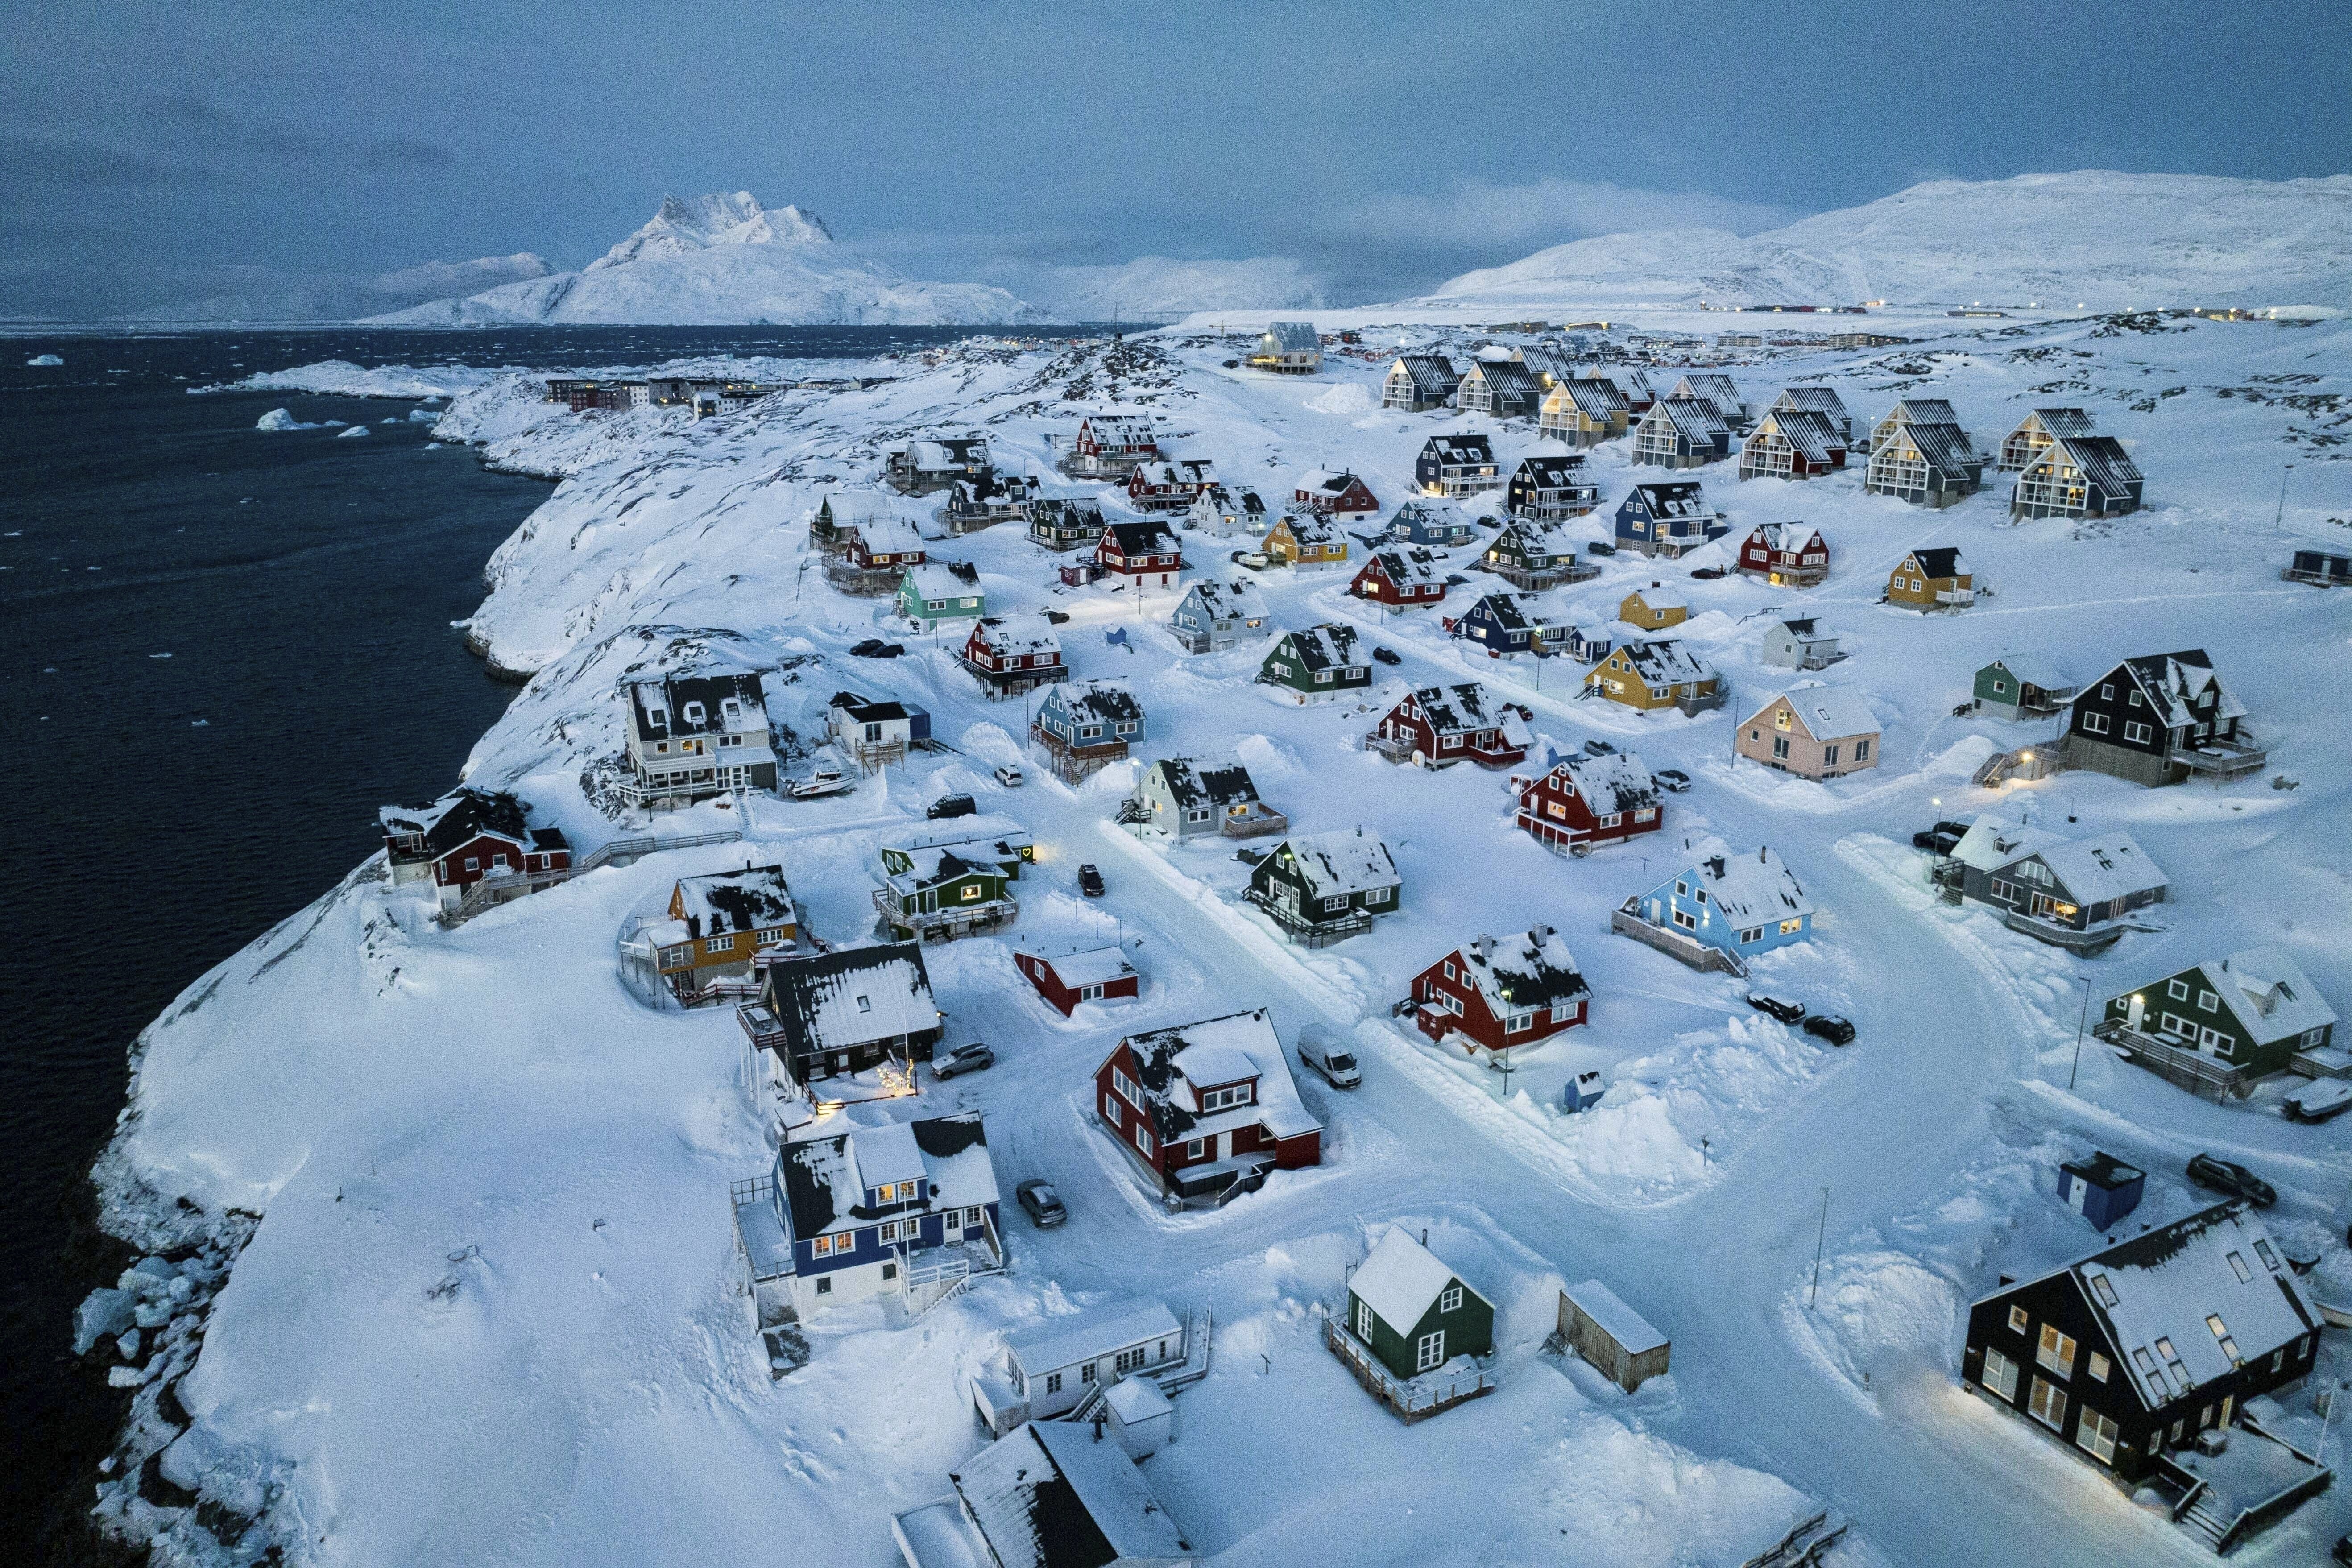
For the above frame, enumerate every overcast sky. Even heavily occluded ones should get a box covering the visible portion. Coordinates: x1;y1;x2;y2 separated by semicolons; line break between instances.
4;0;2348;318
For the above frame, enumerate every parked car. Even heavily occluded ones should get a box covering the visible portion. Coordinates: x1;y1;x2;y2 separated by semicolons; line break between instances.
2186;1153;2277;1207
1587;541;1617;556
1444;573;1470;586
2285;1079;2352;1123
1689;566;1727;580
993;763;1025;787
927;793;978;820
1803;1014;1856;1046
849;638;907;658
1371;646;1403;666
1015;1178;1067;1228
934;1042;996;1079
1583;738;1617;757
1746;993;1807;1025
1042;608;1071;624
1933;819;1971;839
1221;358;1240;369
1296;1023;1362;1089
1232;847;1267;866
1077;863;1105;898
1913;828;1962;855
1230;548;1271;569
1653;769;1692;792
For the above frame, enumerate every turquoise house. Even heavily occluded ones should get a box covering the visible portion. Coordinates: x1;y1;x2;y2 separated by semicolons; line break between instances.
898;562;986;628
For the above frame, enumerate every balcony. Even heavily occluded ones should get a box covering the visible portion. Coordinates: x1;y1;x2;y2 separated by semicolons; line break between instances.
1934;587;1976;607
874;888;1019;942
2169;734;2266;778
1219;803;1288;839
2095;1018;2257;1100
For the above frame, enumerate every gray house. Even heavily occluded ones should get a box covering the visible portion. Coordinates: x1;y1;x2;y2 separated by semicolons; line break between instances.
1864;400;1982;508
1759;617;1843;671
1938;813;2168;952
1169;577;1272;653
1129;754;1286;841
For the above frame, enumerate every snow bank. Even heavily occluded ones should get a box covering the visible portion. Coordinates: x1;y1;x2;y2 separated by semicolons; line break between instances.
1305;381;1375;415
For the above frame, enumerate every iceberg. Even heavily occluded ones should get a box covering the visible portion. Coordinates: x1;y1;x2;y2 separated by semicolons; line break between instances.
27;353;64;367
337;424;371;438
254;408;321;431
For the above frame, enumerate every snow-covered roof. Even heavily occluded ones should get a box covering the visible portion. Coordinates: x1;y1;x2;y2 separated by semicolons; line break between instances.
1950;810;2067;873
1623;583;1688;613
1549;377;1626;419
628;671;768;742
1351;1227;1478;1331
1044;679;1142;725
1104;518;1181;554
1772;385;1851;427
2189;947;2339;1047
1754;407;1843;463
1264;320;1319;352
672;864;793;935
776;1111;994;1240
1455;926;1590;1018
1298;468;1367;496
1626;480;1712;519
2014;833;2167;905
1403;681;1520;738
1422;433;1495;464
1279;827;1398;899
1556;751;1658;815
1079;414;1155;446
2015;406;2099;441
1669;847;1814;926
953;1419;1188;1568
1366;547;1440;585
1183;577;1270;621
1511;453;1590;489
1171;1039;1259;1092
2105;649;2245;728
1746;523;1822;556
1615;638;1715;686
1280;622;1362;672
1647;397;1730;443
758;943;938;1058
1387;354;1459;393
896;815;1034;860
1003;1297;1183;1378
1564;1280;1667;1355
1276;513;1341;544
1102;1009;1321;1146
970;615;1060;658
1674;372;1744;415
1151;754;1261;811
1904;546;1968;580
2039;433;2143;492
1775;616;1835;644
1891;419;1979;477
1982;654;2072;692
1885;397;1961;428
1760;682;1878;741
903;561;981;599
1024;945;1138;992
883;844;1005;894
853;515;925;555
1468;358;1540;401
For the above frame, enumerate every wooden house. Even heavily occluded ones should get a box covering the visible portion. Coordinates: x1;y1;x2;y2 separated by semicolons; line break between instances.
1093;1009;1322;1200
960;615;1065;696
2285;548;2352;587
940;470;1035;534
1342;1228;1495;1384
1503;453;1599;522
1258;624;1370;703
1735;523;1828;586
1188;484;1267;538
1369;682;1531;770
621;671;778;809
1886;546;1973;612
1246;827;1399;945
1024;496;1106;552
885;818;1035;881
1768;385;1853;443
1264;513;1350;567
1250;320;1322;374
1511;750;1663;855
1737;408;1847;480
1445;591;1572;660
897;561;986;628
1864;401;1982;508
2065;650;2261;786
1097;519;1185;589
828;690;929;769
1558;1282;1670;1394
890;1418;1190;1568
1585;639;1722;713
1352;546;1446;608
1670;372;1750;430
1997;407;2099;472
1015;945;1141;1016
1454;357;1542;419
2012;435;2144;522
1940;814;2167;950
379;788;571;912
618;864;796;1005
736;942;943;1090
1416;433;1501;498
1168;576;1271;653
1411;927;1590;1055
1031;679;1144;782
1589;365;1655;418
1631;847;1814;964
1129;754;1285;842
876;843;1018;942
845;515;927;575
1973;657;2077;722
1959;1204;2322;1489
1383;499;1476;548
1480;517;1596;590
1631;397;1732;468
2058;1152;2145;1232
1383;354;1461;411
1294;469;1380;521
1539;377;1630;447
969;1296;1186;1437
1618;583;1688;631
1062;414;1159;478
2100;947;2335;1090
809;491;893;555
1760;616;1843;670
1126;459;1217;513
1615;481;1726;558
1737;683;1881;781
883;434;991;495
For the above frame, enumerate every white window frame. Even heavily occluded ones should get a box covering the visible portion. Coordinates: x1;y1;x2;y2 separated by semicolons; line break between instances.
1982;1346;2020;1400
1415;1330;1446;1372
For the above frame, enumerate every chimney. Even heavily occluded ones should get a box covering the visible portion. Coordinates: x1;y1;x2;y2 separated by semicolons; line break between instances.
1759;844;1768;864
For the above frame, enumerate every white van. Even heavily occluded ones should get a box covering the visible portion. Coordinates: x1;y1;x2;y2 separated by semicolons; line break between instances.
1296;1023;1361;1088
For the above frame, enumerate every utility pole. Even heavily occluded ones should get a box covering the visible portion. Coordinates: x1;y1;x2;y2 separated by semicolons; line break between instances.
2274;463;2296;536
1810;1187;1830;1309
2069;977;2092;1090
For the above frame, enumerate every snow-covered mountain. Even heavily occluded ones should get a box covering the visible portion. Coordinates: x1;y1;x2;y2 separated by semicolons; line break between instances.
122;253;555;323
371;191;1040;326
1418;171;2352;310
1017;254;1327;321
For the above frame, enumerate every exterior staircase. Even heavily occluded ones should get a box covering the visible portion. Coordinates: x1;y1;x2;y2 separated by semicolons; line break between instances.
2177;1494;2229;1551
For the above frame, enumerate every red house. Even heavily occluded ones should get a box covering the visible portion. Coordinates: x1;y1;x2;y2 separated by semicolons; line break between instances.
1370;682;1530;769
1097;519;1185;588
1093;1009;1322;1202
961;614;1066;695
1351;546;1446;608
1411;926;1591;1056
1510;750;1664;855
846;515;926;573
380;788;571;912
1735;523;1830;587
1294;468;1380;521
1067;414;1159;475
1014;945;1141;1016
1126;459;1217;513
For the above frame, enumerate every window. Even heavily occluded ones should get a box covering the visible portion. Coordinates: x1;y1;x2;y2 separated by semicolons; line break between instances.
2081;712;2110;736
1185;1138;1207;1159
1080;1363;1097;1384
1314;670;1333;684
2227;1251;2252;1284
2090;1275;2118;1309
878;1221;900;1243
2076;1408;2120;1465
811;1235;834;1258
1981;1347;2021;1400
2207;1314;2240;1365
1044;1371;1062;1394
2008;1305;2029;1335
1823;745;1839;766
2167;978;2189;1001
1772;736;1790;760
1416;1331;1446;1372
1672;908;1697;932
2196;989;2220;1013
2028;1377;2068;1432
2099;683;2114;700
815;1276;832;1295
1740;927;1764;945
2254;1240;2279;1271
1103;1093;1121;1124
2036;1326;2077;1380
1134;1125;1151;1156
1441;1285;1463;1314
1358;1300;1374;1340
965;1207;983;1228
464;857;480;873
880;1262;897;1282
1855;739;1872;761
2087;1353;2110;1383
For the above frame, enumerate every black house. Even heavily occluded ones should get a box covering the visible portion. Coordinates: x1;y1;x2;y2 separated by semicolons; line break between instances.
1416;433;1501;498
1962;1203;2321;1488
2065;650;2261;787
1503;454;1599;523
737;942;944;1086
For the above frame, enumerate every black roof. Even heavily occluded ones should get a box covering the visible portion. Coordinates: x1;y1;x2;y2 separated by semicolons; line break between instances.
397;788;534;860
1105;520;1179;552
2061;1150;2145;1190
1512;454;1589;488
1421;433;1495;463
629;671;766;743
1907;547;1966;579
757;941;936;1062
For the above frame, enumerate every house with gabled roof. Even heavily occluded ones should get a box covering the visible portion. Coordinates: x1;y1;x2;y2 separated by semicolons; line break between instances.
1369;682;1531;769
897;561;986;628
1586;638;1722;713
1250;320;1321;374
1631;846;1814;964
941;470;1037;534
1961;1203;2322;1498
2012;435;2145;522
1412;927;1591;1054
885;817;1035;880
1093;1009;1321;1200
884;434;991;495
1337;1228;1496;1398
961;614;1066;696
1294;469;1380;521
1258;623;1369;703
845;514;928;578
1062;413;1160;478
828;689;931;768
1014;945;1142;1016
1455;356;1542;418
1168;576;1271;653
968;1295;1188;1438
1998;407;2100;472
1416;432;1501;497
891;1416;1192;1568
1025;495;1107;552
876;843;1019;943
1097;518;1185;588
620;670;778;808
1865;400;1982;507
1480;517;1597;590
1031;679;1145;782
1588;365;1655;417
736;941;944;1091
1632;397;1732;468
1736;523;1828;586
1973;656;2077;721
1942;812;2167;951
1539;376;1630;447
2099;947;2336;1093
2066;650;2261;786
1739;407;1847;481
1512;750;1663;855
1737;683;1881;780
1382;498;1476;548
1768;385;1853;443
1351;545;1446;608
1383;353;1461;411
1615;481;1725;557
1126;459;1217;513
1887;546;1972;612
1503;453;1599;522
1128;754;1286;842
1671;372;1750;430
618;863;798;1005
1760;616;1843;670
1444;590;1573;660
1246;827;1399;945
1264;513;1349;567
1187;483;1266;538
380;788;572;911
1618;582;1688;631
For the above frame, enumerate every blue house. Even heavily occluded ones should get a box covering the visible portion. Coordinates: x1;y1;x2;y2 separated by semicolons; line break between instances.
1383;499;1478;548
1615;481;1727;559
1447;591;1573;660
2058;1151;2144;1231
1030;679;1145;781
767;1112;1003;1320
1635;847;1814;960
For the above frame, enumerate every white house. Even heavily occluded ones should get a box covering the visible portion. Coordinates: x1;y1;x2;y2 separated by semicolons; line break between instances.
970;1296;1188;1436
621;671;778;809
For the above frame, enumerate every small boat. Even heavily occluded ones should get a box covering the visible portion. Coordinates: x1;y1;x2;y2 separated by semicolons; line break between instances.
788;765;855;799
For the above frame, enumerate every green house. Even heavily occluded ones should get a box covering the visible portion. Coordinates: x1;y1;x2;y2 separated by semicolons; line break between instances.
1257;623;1370;703
1345;1228;1494;1382
897;562;986;628
2104;946;2335;1080
877;845;1018;942
1971;656;2077;722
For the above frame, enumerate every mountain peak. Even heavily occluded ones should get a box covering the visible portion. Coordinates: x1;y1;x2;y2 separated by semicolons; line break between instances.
588;192;833;271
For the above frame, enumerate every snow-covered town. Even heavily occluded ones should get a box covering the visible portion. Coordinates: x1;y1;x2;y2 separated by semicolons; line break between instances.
61;280;2352;1568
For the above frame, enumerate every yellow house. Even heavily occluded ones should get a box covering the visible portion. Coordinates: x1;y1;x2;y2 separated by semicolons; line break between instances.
1618;583;1689;630
1887;546;1973;612
1585;638;1721;713
620;863;798;1006
1265;514;1350;567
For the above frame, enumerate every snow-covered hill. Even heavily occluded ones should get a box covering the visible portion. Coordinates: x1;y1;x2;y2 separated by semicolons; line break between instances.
1019;254;1327;321
123;253;555;323
370;191;1043;327
1419;171;2352;310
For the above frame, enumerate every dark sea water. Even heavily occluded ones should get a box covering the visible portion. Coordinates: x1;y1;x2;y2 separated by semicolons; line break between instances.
0;324;1042;1559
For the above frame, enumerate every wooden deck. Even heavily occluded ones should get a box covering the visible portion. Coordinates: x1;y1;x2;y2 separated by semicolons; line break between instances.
1321;1317;1494;1424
